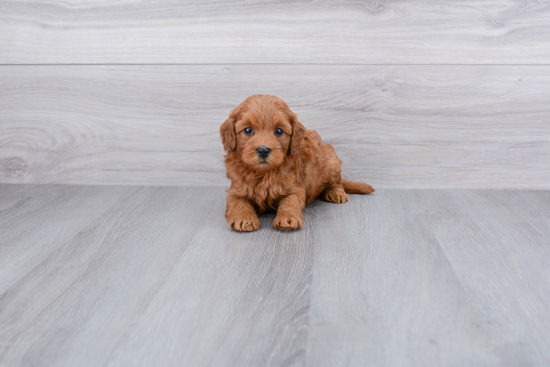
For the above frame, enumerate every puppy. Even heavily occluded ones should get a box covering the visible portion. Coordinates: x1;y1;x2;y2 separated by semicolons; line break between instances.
220;94;374;231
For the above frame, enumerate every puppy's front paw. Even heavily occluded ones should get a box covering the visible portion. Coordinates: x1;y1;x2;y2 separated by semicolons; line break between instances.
229;215;260;232
274;214;303;231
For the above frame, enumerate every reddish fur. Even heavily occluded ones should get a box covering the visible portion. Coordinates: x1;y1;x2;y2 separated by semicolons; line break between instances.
220;94;374;231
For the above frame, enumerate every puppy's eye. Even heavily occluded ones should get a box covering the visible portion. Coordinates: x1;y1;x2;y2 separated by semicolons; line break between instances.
275;128;284;136
243;127;253;135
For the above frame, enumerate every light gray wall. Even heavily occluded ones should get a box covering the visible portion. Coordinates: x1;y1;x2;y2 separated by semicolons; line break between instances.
1;1;549;188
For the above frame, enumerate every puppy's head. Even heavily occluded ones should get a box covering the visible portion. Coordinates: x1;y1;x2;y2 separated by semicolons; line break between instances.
220;95;305;171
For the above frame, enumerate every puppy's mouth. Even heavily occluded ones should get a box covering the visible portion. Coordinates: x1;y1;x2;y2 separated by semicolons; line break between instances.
258;158;269;164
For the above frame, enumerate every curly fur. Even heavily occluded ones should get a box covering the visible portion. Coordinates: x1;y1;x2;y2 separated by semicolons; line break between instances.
221;94;374;231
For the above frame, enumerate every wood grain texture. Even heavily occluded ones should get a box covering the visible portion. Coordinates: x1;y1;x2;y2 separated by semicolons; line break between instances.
1;65;549;188
1;185;550;366
105;199;316;367
0;184;134;294
307;189;550;367
308;190;500;366
0;184;315;367
1;0;550;64
429;190;550;366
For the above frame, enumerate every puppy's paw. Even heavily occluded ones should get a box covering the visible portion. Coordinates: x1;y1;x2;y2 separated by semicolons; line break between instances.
322;187;348;204
274;214;303;231
229;215;260;232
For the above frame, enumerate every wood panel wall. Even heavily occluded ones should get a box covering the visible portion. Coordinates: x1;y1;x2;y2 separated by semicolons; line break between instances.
1;0;549;188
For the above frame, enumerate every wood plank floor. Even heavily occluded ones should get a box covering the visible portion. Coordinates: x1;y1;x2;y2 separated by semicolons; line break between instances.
1;184;549;366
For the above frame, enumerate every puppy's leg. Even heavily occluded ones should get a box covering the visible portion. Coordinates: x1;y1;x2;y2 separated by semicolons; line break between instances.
320;144;349;203
225;194;260;232
274;193;305;231
321;185;348;204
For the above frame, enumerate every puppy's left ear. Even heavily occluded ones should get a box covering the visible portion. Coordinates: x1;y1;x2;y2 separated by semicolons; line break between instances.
220;109;238;152
289;112;306;155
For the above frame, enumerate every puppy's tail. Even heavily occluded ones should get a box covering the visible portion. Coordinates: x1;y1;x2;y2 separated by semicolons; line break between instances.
342;179;375;194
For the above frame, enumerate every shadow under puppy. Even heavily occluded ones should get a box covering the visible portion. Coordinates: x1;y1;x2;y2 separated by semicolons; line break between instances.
220;94;374;231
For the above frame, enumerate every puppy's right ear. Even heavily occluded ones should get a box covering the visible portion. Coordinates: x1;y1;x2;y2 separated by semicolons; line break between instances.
220;110;238;152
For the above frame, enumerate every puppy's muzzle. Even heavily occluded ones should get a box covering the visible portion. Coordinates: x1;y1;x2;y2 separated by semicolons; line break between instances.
256;146;271;158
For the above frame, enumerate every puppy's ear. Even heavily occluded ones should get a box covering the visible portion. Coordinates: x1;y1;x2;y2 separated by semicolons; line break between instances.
289;112;306;155
220;109;238;152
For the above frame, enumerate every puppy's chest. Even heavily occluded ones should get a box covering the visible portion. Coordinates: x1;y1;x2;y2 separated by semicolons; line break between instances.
244;178;290;212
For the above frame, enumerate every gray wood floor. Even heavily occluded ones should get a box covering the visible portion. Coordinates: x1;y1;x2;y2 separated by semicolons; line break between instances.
1;184;549;366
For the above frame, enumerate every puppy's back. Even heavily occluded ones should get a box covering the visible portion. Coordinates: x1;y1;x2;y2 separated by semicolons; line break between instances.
307;130;323;146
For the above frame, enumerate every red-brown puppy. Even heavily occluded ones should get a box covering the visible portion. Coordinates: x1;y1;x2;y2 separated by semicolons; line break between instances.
220;94;374;231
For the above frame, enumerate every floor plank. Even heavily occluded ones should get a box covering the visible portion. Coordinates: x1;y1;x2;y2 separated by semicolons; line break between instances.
307;190;505;367
1;185;550;366
1;0;549;64
430;190;550;366
105;200;316;367
0;185;315;367
0;185;134;294
0;187;223;366
2;65;550;189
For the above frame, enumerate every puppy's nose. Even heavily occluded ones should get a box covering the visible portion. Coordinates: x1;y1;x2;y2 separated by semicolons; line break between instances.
256;146;271;158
